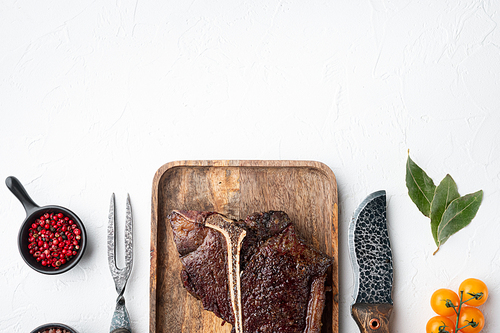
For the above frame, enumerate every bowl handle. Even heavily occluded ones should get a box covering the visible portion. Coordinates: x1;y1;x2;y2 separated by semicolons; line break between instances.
5;176;40;216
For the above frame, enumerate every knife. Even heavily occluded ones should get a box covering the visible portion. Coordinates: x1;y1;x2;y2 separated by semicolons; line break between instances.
349;190;393;333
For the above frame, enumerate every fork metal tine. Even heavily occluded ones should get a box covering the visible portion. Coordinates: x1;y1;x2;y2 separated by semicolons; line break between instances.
108;193;133;295
125;194;133;273
108;193;117;274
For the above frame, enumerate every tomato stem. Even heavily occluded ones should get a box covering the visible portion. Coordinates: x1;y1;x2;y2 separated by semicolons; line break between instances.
462;296;477;304
465;292;484;302
454;291;464;333
438;324;453;333
457;322;475;331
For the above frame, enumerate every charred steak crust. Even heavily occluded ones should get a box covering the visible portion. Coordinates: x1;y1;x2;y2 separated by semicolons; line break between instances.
180;227;234;323
235;211;291;270
169;210;216;256
167;210;333;333
240;224;332;333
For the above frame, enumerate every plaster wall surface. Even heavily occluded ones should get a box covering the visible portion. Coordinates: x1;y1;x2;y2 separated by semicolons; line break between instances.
1;1;499;332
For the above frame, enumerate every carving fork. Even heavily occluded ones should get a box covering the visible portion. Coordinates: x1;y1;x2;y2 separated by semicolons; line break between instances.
108;193;133;333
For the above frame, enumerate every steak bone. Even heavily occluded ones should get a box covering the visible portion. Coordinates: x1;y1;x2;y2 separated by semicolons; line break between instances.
205;214;247;333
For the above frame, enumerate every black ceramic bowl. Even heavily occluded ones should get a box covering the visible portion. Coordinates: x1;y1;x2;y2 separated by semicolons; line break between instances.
30;323;78;333
6;176;87;275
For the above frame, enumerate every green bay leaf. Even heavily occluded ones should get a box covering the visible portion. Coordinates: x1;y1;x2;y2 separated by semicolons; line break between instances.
405;154;436;217
430;174;460;246
436;190;483;250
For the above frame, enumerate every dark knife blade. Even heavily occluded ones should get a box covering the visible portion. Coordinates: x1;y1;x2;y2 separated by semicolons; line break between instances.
348;190;393;333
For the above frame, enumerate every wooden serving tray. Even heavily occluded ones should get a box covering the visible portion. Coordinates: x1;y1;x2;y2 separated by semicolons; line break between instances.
150;160;338;333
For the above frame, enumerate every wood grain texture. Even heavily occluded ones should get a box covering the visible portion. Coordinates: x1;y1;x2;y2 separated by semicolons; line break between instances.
351;303;393;333
150;160;338;333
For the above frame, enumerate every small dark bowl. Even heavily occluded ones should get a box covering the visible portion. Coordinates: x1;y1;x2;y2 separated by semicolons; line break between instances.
30;323;78;333
6;176;87;275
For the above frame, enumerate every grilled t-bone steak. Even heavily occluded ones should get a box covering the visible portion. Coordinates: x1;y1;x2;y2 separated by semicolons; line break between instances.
168;210;333;333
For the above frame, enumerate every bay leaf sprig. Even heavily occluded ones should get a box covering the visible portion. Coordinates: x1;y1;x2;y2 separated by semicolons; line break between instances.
405;152;483;255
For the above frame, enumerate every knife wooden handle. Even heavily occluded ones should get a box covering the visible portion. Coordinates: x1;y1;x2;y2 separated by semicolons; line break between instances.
351;303;393;333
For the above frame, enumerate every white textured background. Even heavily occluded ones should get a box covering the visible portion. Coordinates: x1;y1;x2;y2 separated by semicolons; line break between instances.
1;1;500;332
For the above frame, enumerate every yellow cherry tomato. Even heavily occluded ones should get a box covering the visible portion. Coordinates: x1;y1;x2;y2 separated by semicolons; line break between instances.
458;306;484;333
426;315;455;333
459;278;488;306
448;313;457;326
431;288;460;316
